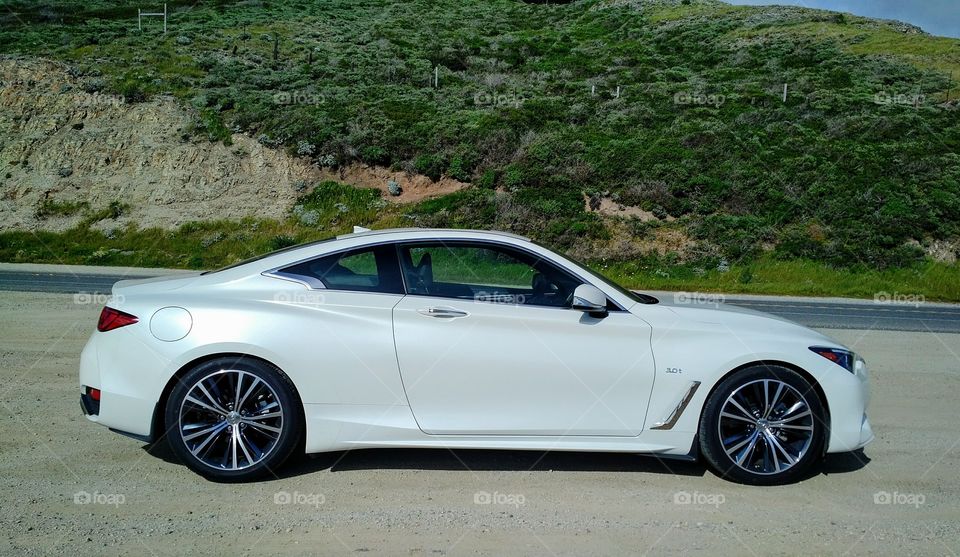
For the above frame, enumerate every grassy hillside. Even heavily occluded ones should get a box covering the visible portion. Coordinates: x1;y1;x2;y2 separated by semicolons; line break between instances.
2;0;959;297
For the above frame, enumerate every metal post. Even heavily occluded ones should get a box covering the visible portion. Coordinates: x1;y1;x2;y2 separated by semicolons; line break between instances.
138;8;142;30
434;66;438;88
163;3;167;34
783;83;788;103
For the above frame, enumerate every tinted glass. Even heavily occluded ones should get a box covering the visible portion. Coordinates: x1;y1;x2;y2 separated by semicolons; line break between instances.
277;245;403;294
398;242;582;307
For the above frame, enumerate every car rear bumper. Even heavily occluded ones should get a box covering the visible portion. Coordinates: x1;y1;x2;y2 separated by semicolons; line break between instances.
79;332;159;439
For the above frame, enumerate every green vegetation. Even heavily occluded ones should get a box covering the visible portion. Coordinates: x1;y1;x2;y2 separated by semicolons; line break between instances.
1;0;959;297
33;199;129;224
3;181;958;300
602;257;960;301
34;199;89;219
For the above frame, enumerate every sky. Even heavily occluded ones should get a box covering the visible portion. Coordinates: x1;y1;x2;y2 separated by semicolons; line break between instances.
722;0;960;38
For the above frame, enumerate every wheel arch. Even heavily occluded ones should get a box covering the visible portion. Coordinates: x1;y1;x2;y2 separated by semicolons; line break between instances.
695;359;831;454
150;352;306;443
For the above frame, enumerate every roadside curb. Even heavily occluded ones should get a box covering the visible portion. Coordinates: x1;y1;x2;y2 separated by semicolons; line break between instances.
0;262;194;278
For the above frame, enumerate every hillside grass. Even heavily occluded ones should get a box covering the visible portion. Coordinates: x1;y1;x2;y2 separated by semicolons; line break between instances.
733;21;960;98
603;257;960;301
1;0;959;289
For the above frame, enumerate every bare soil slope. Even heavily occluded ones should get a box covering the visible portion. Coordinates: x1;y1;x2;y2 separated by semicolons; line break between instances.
0;56;464;232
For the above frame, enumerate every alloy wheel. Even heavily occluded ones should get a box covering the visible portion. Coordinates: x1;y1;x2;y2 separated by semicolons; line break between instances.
178;369;284;471
717;379;815;475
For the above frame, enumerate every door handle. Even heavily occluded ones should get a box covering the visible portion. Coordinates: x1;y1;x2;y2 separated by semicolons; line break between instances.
417;306;469;319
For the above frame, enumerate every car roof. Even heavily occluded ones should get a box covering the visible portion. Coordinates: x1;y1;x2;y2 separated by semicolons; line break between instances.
205;228;533;276
336;227;530;242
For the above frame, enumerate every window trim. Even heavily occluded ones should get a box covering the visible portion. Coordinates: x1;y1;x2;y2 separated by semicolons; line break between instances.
263;238;627;311
263;243;404;295
394;239;626;311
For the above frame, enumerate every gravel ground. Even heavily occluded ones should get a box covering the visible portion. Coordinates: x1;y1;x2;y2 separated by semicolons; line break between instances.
2;291;959;556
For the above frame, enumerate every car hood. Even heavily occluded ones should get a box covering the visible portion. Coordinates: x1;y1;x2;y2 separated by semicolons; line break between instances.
649;298;844;348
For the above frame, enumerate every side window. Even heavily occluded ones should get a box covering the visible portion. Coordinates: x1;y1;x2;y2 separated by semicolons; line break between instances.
275;245;403;294
398;242;582;307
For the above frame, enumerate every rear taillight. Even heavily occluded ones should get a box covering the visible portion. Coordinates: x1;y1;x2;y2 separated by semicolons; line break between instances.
97;307;138;332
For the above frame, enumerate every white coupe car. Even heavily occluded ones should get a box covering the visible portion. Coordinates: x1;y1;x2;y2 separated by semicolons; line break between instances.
79;227;873;485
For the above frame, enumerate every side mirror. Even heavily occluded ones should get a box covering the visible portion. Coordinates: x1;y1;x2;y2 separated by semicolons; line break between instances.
571;284;608;316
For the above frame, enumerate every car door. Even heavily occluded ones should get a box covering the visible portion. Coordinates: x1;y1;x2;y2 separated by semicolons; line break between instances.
392;240;655;436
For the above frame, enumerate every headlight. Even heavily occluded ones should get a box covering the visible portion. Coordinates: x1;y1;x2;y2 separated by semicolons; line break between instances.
809;346;856;373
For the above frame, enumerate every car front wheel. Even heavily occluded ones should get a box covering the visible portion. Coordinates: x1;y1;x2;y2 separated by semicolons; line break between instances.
699;365;826;485
165;357;303;481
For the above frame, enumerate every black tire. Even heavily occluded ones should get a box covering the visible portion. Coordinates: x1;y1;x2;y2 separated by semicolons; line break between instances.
165;356;303;481
699;364;826;485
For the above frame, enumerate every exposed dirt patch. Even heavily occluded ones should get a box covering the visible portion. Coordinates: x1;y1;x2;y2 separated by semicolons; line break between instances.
584;194;671;222
0;56;465;232
317;165;468;204
924;239;960;264
568;217;693;261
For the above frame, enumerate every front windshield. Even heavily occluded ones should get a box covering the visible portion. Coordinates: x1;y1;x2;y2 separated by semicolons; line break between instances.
535;242;658;305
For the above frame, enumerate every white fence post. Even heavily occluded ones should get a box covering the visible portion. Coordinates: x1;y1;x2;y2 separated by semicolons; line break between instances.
138;3;167;34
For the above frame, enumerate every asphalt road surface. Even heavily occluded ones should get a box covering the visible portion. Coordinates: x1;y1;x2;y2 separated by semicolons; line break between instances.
1;267;957;333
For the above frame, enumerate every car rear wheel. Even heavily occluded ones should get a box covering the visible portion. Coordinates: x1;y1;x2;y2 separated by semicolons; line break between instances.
699;365;826;485
165;357;303;481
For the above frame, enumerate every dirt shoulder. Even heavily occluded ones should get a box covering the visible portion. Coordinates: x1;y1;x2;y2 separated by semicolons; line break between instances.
1;291;958;555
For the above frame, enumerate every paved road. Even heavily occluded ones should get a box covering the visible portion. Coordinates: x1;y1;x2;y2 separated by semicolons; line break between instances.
1;268;959;333
0;269;130;295
721;297;960;333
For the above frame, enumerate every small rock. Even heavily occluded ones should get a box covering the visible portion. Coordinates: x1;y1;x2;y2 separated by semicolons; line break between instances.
387;179;402;196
